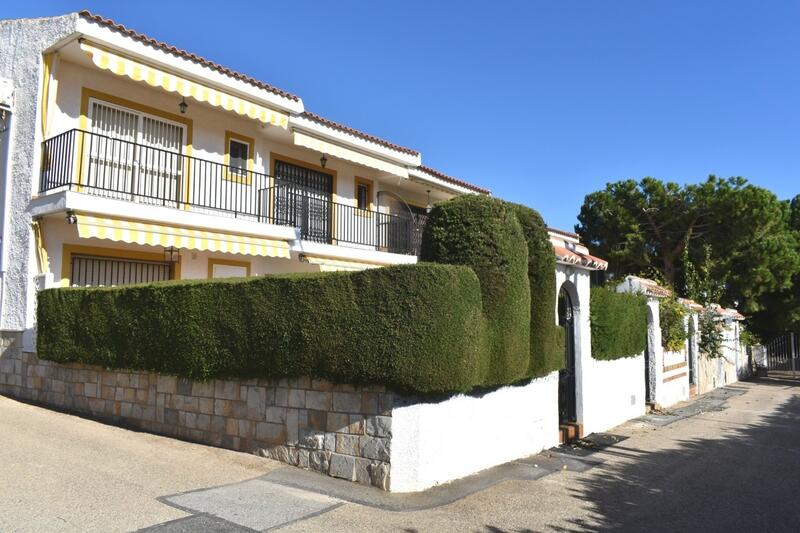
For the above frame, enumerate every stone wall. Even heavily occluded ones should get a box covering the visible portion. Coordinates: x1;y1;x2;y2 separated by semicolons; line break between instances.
0;332;392;489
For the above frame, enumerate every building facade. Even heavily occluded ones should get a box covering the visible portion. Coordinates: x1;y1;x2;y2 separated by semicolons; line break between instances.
0;11;489;351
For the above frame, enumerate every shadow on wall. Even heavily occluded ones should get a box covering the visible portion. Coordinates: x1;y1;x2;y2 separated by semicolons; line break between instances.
538;383;800;532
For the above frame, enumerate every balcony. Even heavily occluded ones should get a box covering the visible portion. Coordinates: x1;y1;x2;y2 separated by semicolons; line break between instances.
40;129;427;255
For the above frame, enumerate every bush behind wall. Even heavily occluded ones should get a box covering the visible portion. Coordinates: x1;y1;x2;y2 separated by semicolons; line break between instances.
421;195;531;386
590;286;648;360
507;203;562;377
37;263;486;395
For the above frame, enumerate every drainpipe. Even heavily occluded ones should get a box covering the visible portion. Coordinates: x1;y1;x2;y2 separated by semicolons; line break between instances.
0;83;14;330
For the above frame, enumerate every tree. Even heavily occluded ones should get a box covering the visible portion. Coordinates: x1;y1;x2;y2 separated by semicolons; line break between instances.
577;177;800;336
748;195;800;335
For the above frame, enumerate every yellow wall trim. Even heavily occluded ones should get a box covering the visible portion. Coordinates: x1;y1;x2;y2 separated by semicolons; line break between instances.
223;130;255;185
354;177;375;214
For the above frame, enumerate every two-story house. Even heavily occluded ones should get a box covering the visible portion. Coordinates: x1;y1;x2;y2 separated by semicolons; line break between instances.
0;11;489;346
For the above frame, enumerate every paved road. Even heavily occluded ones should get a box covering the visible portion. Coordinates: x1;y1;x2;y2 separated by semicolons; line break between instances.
1;378;798;532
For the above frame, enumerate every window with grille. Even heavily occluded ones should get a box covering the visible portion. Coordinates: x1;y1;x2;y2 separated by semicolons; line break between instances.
70;254;172;287
273;159;334;243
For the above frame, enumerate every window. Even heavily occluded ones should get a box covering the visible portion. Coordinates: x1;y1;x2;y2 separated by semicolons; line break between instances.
87;99;186;204
229;139;249;173
355;178;373;212
224;131;255;184
70;254;171;287
208;259;251;278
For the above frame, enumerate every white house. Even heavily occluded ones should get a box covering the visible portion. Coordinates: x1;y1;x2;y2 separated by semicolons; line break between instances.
0;11;490;351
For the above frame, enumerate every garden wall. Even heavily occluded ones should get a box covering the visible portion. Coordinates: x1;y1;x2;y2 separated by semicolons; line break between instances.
1;331;562;492
0;332;392;489
579;354;646;435
391;372;559;492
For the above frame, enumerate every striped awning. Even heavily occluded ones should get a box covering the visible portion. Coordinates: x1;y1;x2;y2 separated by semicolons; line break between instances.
303;255;382;272
79;41;289;129
76;215;291;258
293;131;409;178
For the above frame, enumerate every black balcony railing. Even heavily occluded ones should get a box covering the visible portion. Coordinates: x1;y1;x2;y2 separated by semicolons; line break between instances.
263;187;427;254
40;129;427;255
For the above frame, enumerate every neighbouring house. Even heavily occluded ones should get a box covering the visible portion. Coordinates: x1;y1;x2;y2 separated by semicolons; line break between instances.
0;10;490;351
696;304;747;393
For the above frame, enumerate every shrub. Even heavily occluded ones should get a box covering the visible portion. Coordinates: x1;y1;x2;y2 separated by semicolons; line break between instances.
699;309;724;357
590;286;648;360
507;203;562;376
37;263;487;395
421;195;531;386
659;297;688;352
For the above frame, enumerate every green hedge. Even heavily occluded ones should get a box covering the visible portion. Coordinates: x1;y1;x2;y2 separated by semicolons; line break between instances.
659;297;688;352
590;286;648;360
420;195;530;386
37;263;486;394
508;203;562;376
39;194;562;394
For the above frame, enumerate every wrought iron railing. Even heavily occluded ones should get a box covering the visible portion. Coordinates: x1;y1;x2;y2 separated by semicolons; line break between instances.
40;129;426;255
263;187;427;255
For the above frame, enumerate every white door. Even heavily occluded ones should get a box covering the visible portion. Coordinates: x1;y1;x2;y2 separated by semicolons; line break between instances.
88;99;186;205
87;100;138;199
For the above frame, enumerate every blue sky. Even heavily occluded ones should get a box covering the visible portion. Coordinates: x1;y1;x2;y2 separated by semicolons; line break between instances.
5;1;799;230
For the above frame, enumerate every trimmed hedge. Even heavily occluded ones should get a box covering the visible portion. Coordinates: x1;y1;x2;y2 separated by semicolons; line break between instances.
590;286;648;360
39;194;561;394
508;203;562;377
37;263;486;394
421;195;530;386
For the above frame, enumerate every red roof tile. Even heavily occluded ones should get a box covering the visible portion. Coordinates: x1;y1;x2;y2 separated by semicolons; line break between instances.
416;165;491;195
300;111;420;156
78;10;300;102
553;245;609;271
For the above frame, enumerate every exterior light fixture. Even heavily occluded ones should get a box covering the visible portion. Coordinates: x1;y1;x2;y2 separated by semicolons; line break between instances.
65;210;77;224
178;97;188;114
320;154;328;168
0;108;8;134
163;246;180;263
426;190;432;213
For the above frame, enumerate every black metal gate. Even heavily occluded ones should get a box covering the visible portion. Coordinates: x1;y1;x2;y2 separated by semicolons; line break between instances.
273;160;334;243
757;332;799;378
558;288;577;424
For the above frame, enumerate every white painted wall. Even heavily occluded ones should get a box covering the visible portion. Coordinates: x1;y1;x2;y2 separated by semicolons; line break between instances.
580;353;646;435
0;14;78;331
555;264;590;426
559;266;646;435
390;372;559;493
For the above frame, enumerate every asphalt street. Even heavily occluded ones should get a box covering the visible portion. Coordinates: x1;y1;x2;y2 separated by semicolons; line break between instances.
1;378;798;532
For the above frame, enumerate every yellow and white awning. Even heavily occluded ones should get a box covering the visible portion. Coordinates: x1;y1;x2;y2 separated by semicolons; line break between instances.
76;215;291;259
79;41;289;129
302;255;382;272
293;131;409;178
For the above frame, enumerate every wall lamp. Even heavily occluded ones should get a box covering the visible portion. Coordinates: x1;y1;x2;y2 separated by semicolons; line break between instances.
320;154;328;168
65;210;77;224
163;246;180;263
178;97;188;114
426;190;432;213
